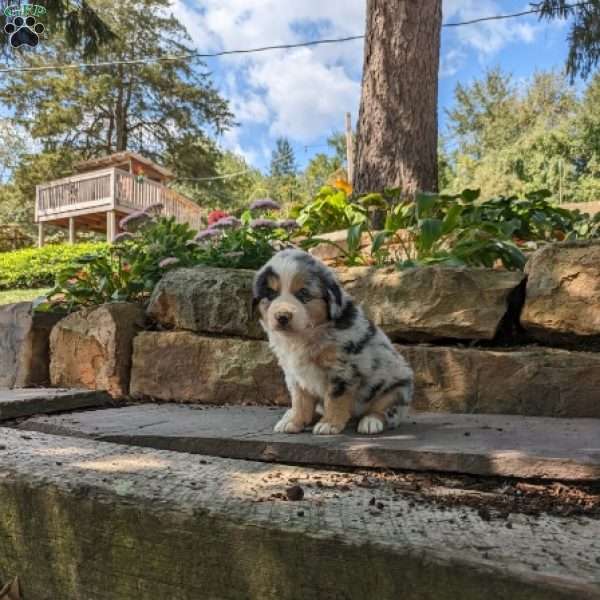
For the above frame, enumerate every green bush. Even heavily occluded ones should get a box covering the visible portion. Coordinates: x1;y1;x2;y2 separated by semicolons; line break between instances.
0;242;108;290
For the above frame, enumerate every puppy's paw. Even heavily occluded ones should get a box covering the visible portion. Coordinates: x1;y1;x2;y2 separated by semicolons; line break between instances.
312;420;345;435
357;414;385;435
274;410;304;434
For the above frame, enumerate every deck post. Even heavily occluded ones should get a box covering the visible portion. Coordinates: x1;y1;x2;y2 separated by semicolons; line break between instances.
37;222;45;248
106;210;116;243
68;218;76;244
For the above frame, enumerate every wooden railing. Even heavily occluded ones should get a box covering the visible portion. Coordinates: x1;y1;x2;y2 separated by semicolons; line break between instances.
37;168;114;218
114;170;204;230
36;167;204;231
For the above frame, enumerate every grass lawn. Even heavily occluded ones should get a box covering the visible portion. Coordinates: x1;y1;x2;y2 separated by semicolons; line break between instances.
0;288;51;306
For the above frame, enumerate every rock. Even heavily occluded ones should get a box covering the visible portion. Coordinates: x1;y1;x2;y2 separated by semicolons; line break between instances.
400;344;600;418
50;303;145;398
308;230;371;262
129;332;288;405
521;241;600;344
0;302;62;388
337;266;524;342
147;266;263;339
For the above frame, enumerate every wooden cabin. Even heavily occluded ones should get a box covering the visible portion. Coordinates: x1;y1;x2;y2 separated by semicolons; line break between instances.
34;152;204;246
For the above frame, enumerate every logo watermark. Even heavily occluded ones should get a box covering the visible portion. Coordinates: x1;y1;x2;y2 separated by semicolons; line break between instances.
3;3;46;48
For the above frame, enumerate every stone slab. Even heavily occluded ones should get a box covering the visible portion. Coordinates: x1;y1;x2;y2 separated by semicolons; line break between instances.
0;428;598;599
20;404;600;481
401;344;600;418
0;302;63;388
0;388;112;421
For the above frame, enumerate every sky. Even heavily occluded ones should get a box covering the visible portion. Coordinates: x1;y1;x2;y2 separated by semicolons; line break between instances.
172;0;573;173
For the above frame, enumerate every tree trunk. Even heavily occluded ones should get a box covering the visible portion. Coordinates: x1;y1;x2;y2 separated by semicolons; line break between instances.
354;0;442;196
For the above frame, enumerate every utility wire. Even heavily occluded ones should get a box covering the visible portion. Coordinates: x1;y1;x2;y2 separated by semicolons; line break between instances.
0;1;593;75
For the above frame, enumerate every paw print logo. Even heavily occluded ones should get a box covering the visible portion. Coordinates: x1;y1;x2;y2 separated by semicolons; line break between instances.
4;16;45;48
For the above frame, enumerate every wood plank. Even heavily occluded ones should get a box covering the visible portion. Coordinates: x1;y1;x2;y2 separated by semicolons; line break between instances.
19;405;600;481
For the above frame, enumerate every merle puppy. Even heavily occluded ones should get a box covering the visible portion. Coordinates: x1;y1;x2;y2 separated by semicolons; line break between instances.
253;249;414;435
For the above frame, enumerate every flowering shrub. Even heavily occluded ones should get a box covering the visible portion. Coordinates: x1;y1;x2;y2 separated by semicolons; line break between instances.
192;199;299;269
43;205;199;308
41;200;300;309
207;209;230;226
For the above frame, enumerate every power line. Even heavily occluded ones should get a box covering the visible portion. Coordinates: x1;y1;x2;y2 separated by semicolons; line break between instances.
0;1;593;75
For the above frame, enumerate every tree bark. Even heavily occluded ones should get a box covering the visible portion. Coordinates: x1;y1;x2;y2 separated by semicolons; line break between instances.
354;0;442;196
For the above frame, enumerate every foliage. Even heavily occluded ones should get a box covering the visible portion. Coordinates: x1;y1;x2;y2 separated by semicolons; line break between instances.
0;288;52;306
0;0;233;178
442;68;600;204
535;0;600;80
0;242;107;290
467;189;580;243
43;200;300;308
380;190;527;270
296;185;367;236
192;203;298;270
45;213;198;307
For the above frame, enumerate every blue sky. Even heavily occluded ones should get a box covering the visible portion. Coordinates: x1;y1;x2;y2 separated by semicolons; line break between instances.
173;0;573;173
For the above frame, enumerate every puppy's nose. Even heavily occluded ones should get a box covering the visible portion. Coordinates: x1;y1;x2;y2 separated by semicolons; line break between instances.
276;312;292;327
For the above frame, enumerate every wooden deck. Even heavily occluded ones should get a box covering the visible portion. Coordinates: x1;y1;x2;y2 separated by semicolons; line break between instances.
35;167;204;244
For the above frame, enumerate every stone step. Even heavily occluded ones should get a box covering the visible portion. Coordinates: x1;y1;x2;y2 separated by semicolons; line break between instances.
0;388;112;421
19;404;600;481
0;428;598;600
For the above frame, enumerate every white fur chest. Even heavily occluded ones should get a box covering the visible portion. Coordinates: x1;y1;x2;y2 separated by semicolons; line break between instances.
269;333;328;398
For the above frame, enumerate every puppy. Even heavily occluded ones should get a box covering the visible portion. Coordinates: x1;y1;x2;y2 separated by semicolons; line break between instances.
253;249;414;435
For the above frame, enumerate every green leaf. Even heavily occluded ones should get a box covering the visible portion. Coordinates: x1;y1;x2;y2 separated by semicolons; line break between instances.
417;218;443;253
441;204;463;234
371;231;389;254
415;192;438;217
347;223;364;253
460;188;481;203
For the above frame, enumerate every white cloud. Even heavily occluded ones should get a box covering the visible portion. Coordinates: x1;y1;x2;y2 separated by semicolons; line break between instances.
442;0;542;73
170;0;546;157
171;0;364;153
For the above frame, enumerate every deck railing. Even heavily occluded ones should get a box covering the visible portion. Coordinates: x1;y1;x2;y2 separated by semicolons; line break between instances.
36;167;204;231
114;170;204;230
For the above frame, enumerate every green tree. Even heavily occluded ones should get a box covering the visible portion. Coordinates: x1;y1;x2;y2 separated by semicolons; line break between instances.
443;69;585;202
270;138;296;177
174;151;265;211
536;0;600;80
0;0;233;177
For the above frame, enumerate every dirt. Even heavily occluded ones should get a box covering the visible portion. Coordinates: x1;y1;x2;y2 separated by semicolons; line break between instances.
257;467;600;520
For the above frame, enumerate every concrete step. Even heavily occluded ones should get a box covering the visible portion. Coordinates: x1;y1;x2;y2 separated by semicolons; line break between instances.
0;388;112;421
19;404;600;481
0;428;598;600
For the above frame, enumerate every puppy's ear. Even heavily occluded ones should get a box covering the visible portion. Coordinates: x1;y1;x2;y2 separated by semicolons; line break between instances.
325;278;345;320
252;266;274;318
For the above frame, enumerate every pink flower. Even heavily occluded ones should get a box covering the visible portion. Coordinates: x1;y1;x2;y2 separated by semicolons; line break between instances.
120;211;152;232
194;229;221;242
251;218;279;230
159;257;180;268
250;198;280;212
212;216;242;229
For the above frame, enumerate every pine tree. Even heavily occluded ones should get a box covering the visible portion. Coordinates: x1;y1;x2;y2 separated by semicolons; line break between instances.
270;138;297;177
535;1;600;80
0;0;233;179
354;0;442;195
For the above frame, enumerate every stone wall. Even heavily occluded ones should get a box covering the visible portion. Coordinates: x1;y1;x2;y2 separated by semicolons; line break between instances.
3;240;600;417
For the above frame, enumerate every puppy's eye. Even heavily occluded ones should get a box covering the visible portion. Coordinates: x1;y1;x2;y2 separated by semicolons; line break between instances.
295;288;312;303
264;288;278;301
